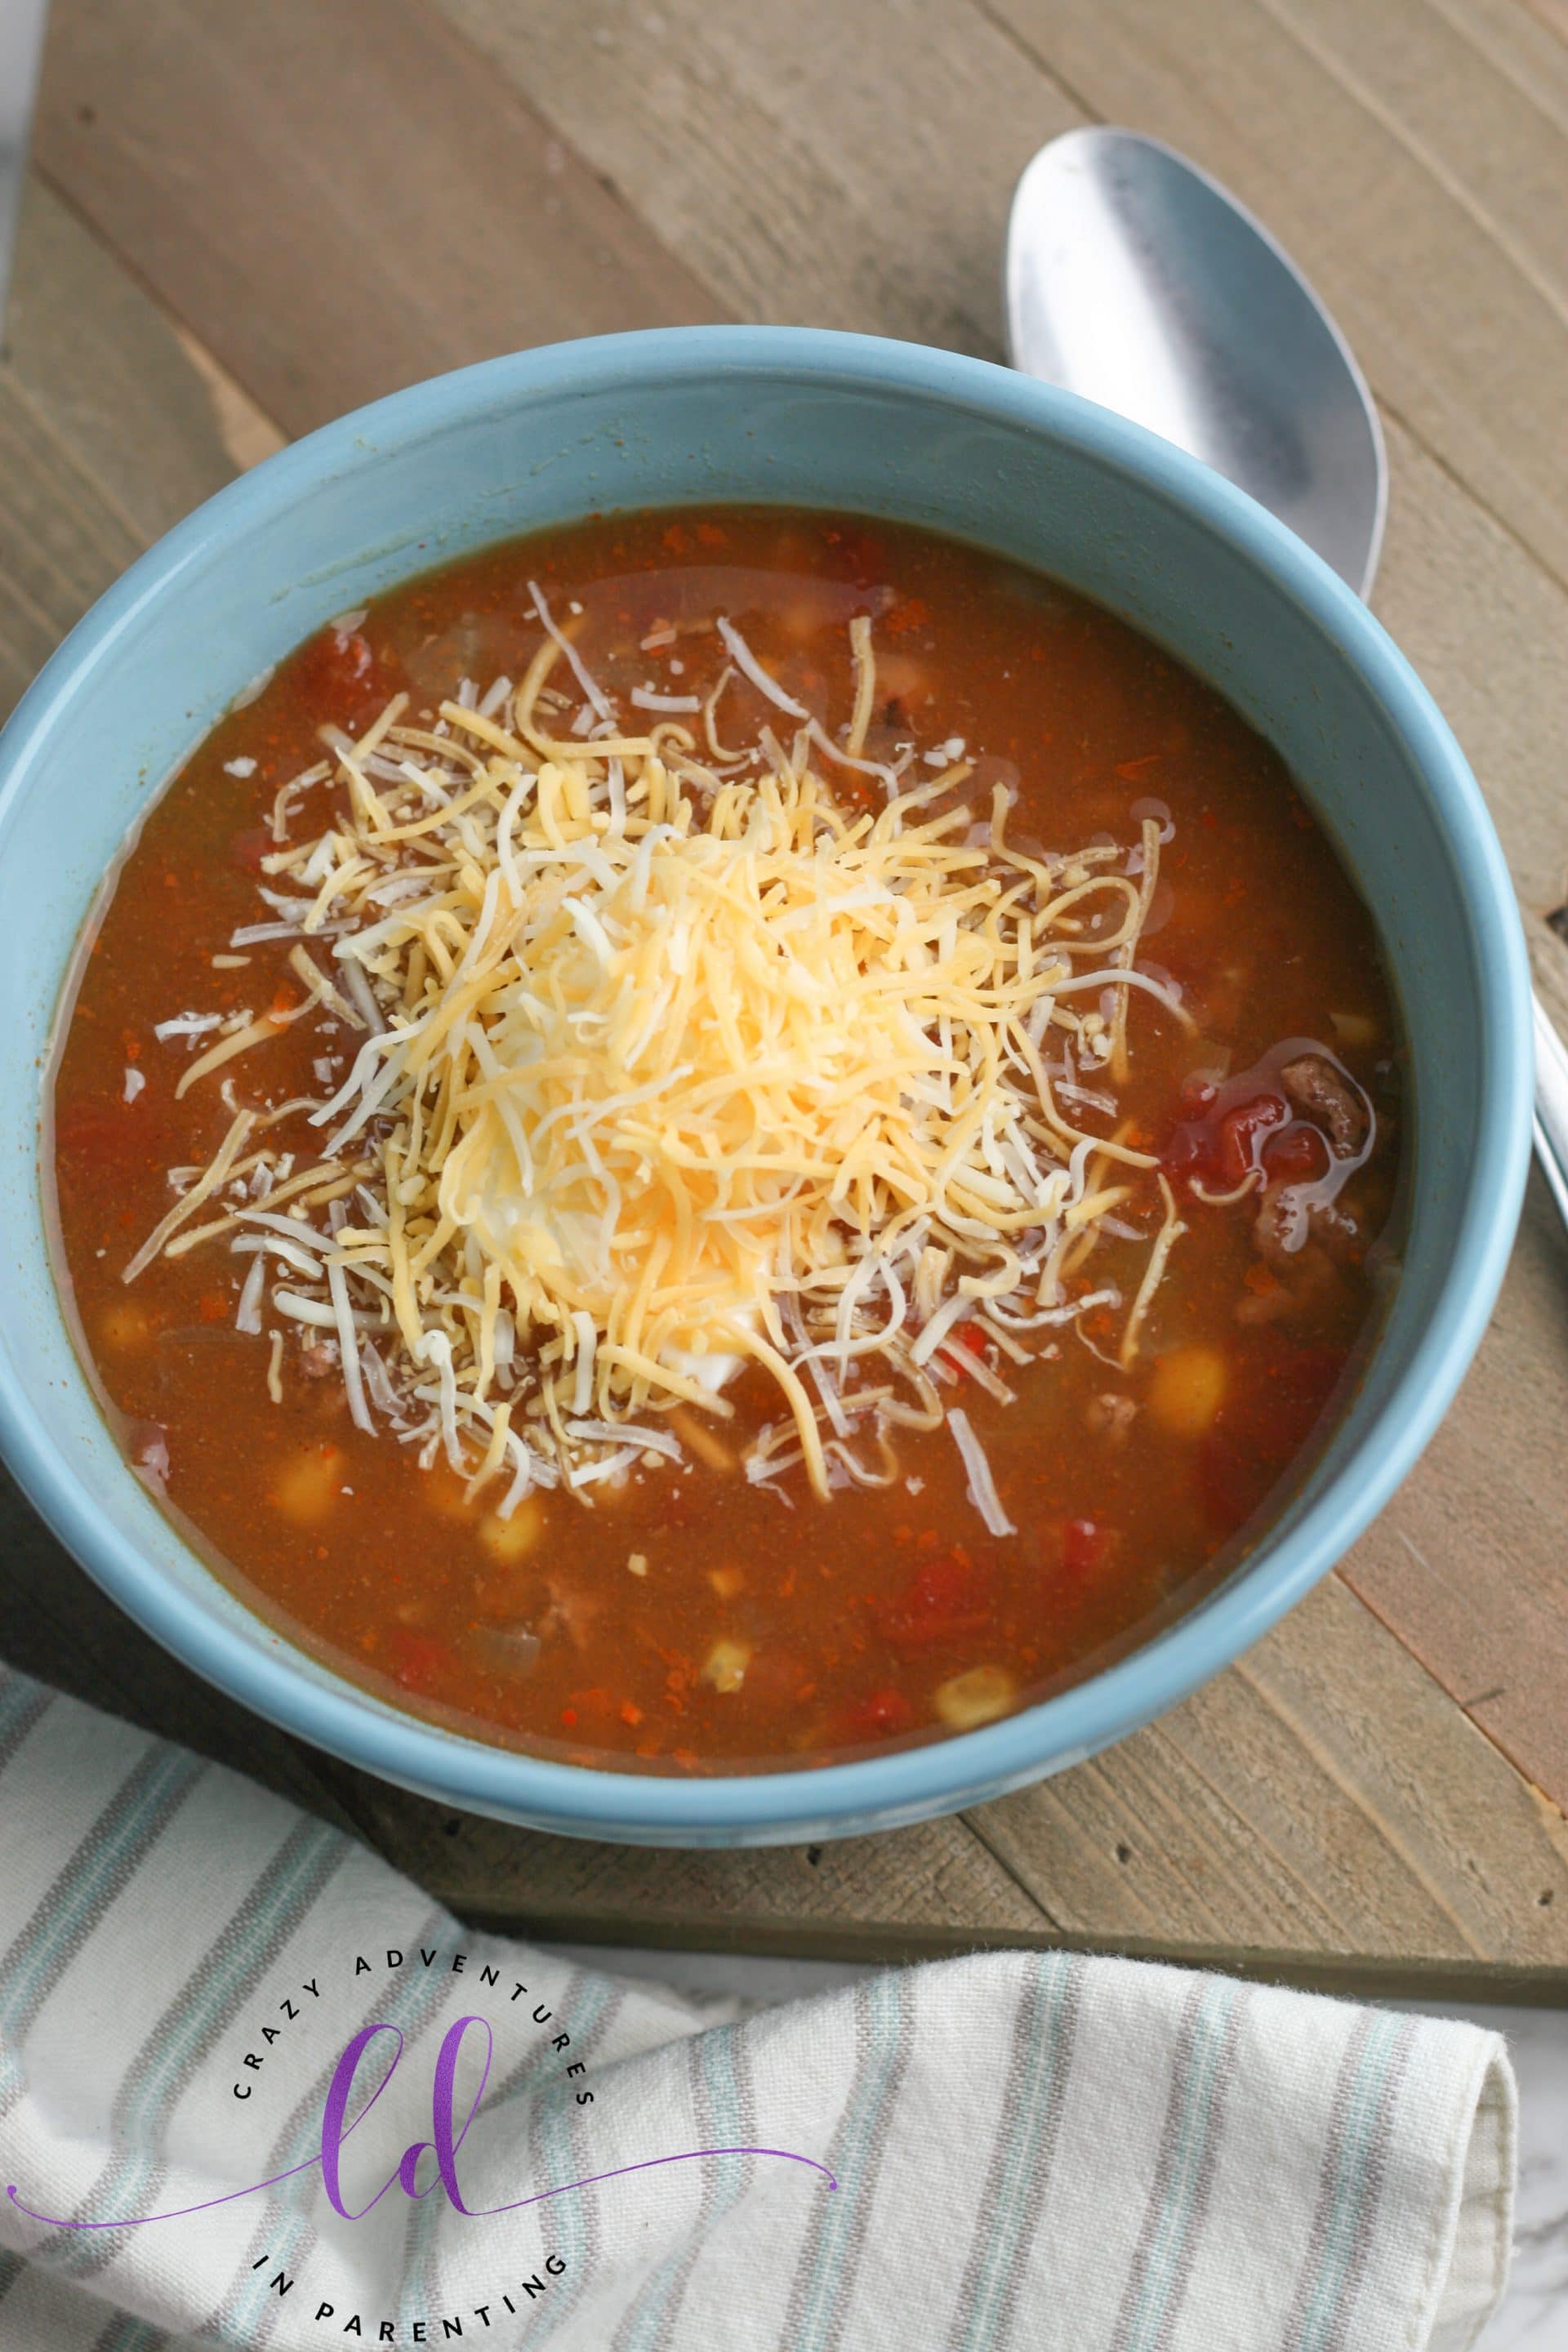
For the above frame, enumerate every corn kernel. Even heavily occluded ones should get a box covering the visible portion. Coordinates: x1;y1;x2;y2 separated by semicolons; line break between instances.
99;1301;151;1352
272;1446;341;1524
702;1637;752;1694
933;1664;1017;1731
1147;1343;1228;1441
477;1496;543;1566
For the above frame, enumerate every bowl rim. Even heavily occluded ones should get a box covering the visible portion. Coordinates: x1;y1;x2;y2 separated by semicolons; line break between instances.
0;323;1533;1840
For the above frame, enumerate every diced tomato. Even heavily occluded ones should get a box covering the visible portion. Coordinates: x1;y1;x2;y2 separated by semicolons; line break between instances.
1218;1095;1289;1183
1161;1124;1212;1187
1200;1346;1347;1536
1261;1125;1328;1187
1165;1087;1288;1192
876;1549;995;1651
951;1323;988;1356
1061;1518;1110;1580
837;1687;916;1743
386;1628;457;1697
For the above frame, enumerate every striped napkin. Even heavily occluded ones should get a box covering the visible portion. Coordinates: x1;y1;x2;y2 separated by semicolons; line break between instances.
0;1661;1514;2351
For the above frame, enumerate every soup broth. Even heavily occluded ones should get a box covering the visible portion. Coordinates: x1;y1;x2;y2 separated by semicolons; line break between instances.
50;508;1403;1770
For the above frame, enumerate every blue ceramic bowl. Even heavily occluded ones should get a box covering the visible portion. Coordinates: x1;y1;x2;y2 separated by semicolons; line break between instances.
0;328;1531;1845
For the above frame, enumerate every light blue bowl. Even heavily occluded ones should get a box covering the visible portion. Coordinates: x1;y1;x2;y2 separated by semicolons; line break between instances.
0;328;1531;1845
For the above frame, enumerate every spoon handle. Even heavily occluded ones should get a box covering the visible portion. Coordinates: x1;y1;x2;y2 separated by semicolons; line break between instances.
1532;994;1568;1232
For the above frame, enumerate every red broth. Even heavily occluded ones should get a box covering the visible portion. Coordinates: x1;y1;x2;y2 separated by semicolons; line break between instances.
48;508;1403;1771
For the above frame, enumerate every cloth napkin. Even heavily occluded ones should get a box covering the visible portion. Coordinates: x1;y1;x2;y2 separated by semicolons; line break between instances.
0;1662;1515;2351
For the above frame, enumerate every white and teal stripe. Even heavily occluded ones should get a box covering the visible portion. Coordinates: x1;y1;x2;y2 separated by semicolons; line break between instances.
947;1951;1084;2352
1285;2010;1419;2352
1113;1975;1245;2352
780;1969;914;2352
39;1813;348;2289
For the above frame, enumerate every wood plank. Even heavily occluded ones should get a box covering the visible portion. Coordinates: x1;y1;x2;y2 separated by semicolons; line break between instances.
990;1567;1568;1963
32;0;719;443
6;176;280;543
1338;1161;1568;1810
330;1779;1054;1951
1519;0;1568;51
1269;0;1568;289
1371;408;1568;915
438;0;1073;358
1427;0;1568;130
0;341;141;716
0;176;283;721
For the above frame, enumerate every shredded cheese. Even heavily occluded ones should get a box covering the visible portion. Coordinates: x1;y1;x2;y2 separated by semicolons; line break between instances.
125;612;1189;1522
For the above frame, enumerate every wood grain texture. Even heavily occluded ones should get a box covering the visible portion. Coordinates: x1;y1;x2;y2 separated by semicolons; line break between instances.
0;176;276;719
3;0;1566;1992
979;1573;1568;1962
32;0;719;441
1373;414;1568;918
4;178;276;542
439;0;1071;357
1256;0;1568;291
333;1781;1052;1949
1339;1166;1568;1809
1519;0;1568;52
0;369;136;718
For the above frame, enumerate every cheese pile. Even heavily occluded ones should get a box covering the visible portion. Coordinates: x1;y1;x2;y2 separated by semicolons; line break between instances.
129;602;1192;1519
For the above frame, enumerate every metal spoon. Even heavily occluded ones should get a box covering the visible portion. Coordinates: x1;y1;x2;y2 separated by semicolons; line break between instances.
1005;124;1568;1223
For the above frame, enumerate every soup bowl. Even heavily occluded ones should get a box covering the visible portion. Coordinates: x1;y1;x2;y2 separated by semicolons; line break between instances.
0;327;1531;1845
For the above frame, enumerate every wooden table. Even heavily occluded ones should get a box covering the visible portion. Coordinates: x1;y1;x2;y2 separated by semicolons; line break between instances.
6;0;1568;2002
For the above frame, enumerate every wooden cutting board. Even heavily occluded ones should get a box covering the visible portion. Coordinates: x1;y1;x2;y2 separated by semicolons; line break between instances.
5;0;1567;1999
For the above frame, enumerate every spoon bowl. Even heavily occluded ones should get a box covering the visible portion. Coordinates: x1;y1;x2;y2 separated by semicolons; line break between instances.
1006;127;1387;595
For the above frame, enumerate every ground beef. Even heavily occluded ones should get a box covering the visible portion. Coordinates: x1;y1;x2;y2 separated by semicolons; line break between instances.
1087;1392;1138;1443
1280;1053;1369;1156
